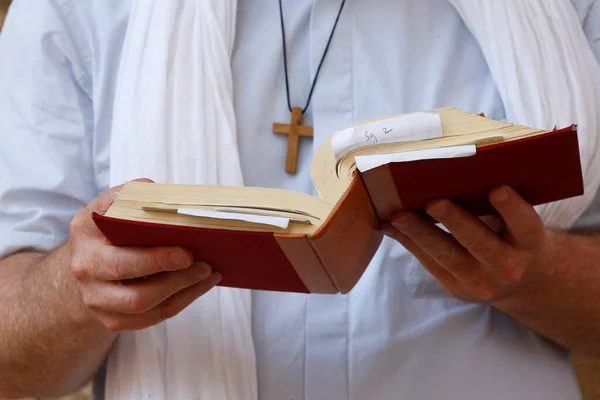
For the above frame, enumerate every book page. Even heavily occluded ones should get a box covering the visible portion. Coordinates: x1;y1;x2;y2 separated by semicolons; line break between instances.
330;110;443;161
176;208;290;229
141;205;315;225
354;144;477;172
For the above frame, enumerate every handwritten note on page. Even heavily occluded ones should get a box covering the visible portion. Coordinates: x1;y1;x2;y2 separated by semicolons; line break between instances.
331;111;444;161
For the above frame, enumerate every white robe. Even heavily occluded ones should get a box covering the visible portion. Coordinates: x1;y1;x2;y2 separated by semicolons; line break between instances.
106;1;600;399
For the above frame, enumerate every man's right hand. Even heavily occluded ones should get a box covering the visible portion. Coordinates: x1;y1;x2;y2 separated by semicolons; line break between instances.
68;179;222;332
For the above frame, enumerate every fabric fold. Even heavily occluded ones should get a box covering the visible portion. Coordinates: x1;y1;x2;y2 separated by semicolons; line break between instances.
449;0;600;229
106;1;256;399
105;0;600;398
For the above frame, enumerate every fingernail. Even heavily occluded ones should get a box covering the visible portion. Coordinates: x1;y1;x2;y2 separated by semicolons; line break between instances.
492;187;509;204
132;177;155;183
193;262;212;279
170;250;192;268
380;224;396;236
391;213;410;231
211;272;223;285
426;201;447;219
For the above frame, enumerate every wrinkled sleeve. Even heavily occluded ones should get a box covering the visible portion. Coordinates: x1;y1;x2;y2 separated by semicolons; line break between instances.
0;0;96;258
569;0;600;230
578;0;600;63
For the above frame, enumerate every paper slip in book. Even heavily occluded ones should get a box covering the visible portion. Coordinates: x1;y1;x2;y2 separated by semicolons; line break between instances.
93;107;583;294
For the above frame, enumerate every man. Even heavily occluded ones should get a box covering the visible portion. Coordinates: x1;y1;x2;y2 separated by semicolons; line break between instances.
0;0;599;399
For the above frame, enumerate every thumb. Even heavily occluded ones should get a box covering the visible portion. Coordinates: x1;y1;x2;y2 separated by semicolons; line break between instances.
92;177;154;213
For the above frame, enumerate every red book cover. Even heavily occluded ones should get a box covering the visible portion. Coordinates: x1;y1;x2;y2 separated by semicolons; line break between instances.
362;125;584;218
92;214;310;293
92;171;381;295
93;125;582;295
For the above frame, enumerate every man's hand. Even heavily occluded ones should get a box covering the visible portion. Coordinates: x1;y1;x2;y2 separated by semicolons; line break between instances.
69;179;222;332
383;185;600;355
382;185;554;303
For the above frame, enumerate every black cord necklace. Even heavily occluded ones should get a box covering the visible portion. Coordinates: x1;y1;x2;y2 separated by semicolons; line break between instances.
272;0;347;174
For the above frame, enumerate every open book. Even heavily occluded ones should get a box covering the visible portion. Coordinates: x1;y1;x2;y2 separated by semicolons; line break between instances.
93;107;583;294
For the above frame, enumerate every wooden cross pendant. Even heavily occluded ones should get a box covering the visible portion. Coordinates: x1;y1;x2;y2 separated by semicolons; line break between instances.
273;107;314;174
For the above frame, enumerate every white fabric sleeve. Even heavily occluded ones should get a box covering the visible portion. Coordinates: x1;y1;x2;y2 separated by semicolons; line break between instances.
0;0;96;258
570;0;600;230
572;0;600;62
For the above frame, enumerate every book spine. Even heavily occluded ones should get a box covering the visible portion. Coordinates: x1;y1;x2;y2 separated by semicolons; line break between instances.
273;234;338;294
308;175;384;294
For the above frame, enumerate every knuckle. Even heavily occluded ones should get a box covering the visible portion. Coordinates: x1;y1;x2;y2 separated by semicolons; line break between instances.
501;253;526;284
104;318;124;333
433;247;459;266
473;282;497;301
106;259;124;280
128;292;148;313
70;254;88;281
462;240;486;256
80;290;98;309
148;252;166;274
69;207;93;237
94;190;118;214
502;264;525;284
105;251;125;280
69;211;84;235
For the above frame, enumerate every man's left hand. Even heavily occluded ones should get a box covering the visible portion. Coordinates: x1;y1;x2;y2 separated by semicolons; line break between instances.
382;185;556;303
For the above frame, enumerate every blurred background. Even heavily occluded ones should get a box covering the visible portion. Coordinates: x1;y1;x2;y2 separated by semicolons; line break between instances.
0;0;599;399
